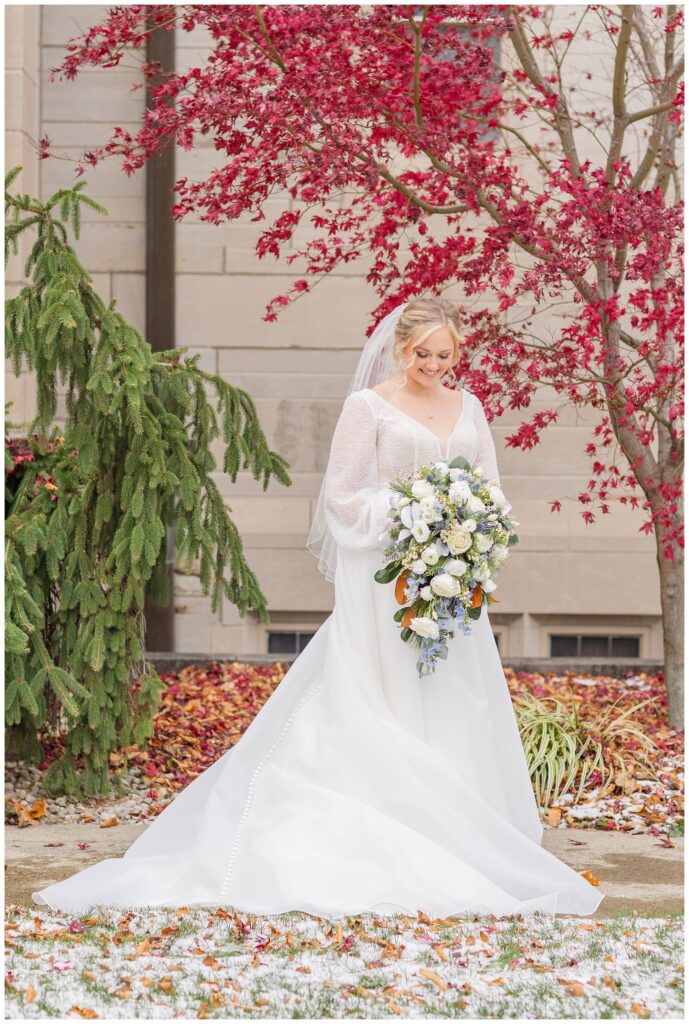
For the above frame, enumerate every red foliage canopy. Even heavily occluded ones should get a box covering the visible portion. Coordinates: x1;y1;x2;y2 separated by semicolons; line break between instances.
44;4;683;556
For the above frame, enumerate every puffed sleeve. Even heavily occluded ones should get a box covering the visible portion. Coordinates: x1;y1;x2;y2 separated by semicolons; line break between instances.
472;393;501;487
323;391;394;550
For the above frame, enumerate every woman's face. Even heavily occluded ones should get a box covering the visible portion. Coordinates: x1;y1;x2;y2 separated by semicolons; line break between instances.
404;326;455;388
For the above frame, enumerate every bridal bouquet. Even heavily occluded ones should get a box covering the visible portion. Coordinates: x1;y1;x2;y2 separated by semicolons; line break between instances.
375;456;519;678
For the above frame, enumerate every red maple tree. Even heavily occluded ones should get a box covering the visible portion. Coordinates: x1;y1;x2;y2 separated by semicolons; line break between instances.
44;4;684;724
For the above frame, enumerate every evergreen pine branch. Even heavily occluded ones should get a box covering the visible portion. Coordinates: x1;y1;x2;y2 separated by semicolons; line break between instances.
5;167;293;795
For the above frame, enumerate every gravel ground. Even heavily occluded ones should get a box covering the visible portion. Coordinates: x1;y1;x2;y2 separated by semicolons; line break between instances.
5;758;683;835
5;761;162;826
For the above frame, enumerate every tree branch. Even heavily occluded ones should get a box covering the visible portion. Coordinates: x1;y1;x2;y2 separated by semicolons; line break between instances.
627;97;678;124
605;4;633;183
507;6;582;173
409;7;429;132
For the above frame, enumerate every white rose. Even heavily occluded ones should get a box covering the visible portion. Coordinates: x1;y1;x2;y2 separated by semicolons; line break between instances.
492;545;509;563
480;578;497;593
433;461;450;476
473;563;492;582
421;545;440;565
466;494;486;514
430;573;462;598
473;532;494;553
412;479;435;499
419;585;433;600
444;558;468;576
411;520;430;543
448;480;472;504
446;526;472;555
409;616;440;639
411;559;428;575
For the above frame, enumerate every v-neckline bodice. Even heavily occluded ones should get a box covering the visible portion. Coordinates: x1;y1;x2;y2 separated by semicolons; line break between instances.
364;387;470;461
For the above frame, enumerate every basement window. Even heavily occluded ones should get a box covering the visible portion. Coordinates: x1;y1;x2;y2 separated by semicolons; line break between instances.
550;634;641;658
267;631;316;655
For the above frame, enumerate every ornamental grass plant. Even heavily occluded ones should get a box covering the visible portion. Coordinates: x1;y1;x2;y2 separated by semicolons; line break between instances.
514;691;660;811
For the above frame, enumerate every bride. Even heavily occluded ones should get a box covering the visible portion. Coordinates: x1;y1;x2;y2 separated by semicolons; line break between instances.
32;296;604;918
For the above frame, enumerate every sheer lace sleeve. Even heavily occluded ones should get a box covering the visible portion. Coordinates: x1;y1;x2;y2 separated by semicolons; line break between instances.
322;391;392;551
472;393;501;486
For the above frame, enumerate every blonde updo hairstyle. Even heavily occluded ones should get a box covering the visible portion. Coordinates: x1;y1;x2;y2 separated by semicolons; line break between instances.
390;296;463;392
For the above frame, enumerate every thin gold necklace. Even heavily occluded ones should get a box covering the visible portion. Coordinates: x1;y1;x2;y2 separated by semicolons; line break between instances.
396;379;446;419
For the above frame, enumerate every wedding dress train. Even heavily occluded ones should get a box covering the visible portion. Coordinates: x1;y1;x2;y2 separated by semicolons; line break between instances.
32;388;604;918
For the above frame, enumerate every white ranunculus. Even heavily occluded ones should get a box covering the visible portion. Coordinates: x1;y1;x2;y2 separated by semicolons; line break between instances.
448;480;472;504
430;573;462;598
492;544;509;563
433;461;450;476
444;558;468;576
463;518;477;532
409;616;439;639
411;520;430;543
421;545;440;565
419;495;439;522
480;578;497;593
473;532;494;553
411;559;427;575
412;479;435;499
473;563;492;582
419;585;433;600
488;484;506;507
466;494;486;514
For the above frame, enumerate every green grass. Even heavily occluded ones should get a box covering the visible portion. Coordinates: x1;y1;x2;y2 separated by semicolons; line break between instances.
5;904;684;1019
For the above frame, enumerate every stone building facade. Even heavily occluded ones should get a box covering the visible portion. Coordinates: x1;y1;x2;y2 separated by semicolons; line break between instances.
5;5;663;661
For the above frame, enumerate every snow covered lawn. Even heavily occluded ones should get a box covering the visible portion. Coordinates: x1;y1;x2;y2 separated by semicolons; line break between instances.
5;904;684;1018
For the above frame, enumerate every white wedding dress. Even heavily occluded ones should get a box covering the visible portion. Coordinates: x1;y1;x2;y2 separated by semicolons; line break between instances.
32;387;604;918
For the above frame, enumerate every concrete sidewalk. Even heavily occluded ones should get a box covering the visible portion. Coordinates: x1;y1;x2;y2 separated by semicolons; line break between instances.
5;823;684;917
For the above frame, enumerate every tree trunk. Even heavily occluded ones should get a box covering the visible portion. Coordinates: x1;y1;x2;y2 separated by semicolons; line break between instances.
656;535;684;729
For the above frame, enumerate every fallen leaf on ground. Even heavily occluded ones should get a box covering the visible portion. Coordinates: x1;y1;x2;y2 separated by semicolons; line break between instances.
559;979;586;996
418;968;447;990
